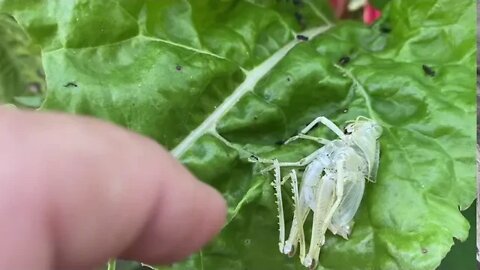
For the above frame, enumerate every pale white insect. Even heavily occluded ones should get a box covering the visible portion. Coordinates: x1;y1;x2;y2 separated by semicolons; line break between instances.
250;116;382;269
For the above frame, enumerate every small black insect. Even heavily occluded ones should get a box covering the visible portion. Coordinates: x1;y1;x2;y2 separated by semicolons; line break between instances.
338;56;351;66
296;34;309;41
63;82;78;88
250;154;259;161
422;65;436;77
176;65;182;71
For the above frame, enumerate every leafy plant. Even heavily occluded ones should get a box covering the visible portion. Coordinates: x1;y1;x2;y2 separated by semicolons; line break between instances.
0;13;44;107
0;0;475;269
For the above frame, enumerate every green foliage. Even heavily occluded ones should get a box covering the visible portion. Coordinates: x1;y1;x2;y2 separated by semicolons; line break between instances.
0;13;44;107
0;0;475;269
369;0;391;9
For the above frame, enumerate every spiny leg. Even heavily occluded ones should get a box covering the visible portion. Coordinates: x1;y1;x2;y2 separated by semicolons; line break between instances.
301;116;345;140
272;159;286;253
248;154;318;255
284;134;330;145
304;161;345;269
283;170;309;259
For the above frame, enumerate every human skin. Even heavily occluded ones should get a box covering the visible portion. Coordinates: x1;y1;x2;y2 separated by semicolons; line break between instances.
0;108;227;270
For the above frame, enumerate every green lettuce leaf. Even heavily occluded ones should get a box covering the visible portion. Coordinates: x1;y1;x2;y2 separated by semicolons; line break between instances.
0;13;44;107
0;0;475;269
370;0;391;9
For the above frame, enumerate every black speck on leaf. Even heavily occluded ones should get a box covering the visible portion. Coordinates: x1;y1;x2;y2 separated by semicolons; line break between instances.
422;65;436;77
63;82;78;88
379;24;392;33
287;77;291;82
296;34;309;41
338;56;351;66
250;155;259;161
176;65;182;71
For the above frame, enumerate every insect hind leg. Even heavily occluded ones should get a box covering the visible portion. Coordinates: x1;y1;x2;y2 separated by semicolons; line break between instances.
300;116;345;139
284;134;330;145
248;148;324;174
304;161;346;268
271;160;286;253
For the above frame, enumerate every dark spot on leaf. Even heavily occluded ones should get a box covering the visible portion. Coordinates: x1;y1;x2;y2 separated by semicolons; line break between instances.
287;77;291;82
379;24;391;33
338;56;351;66
63;82;78;88
176;65;182;71
250;155;259;161
296;34;309;41
422;65;436;77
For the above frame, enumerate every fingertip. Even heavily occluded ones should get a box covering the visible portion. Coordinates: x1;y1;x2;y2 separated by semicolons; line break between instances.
119;169;227;264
